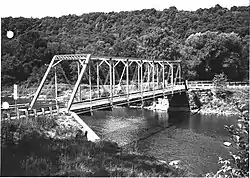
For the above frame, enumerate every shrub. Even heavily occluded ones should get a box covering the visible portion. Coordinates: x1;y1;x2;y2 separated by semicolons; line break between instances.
210;103;249;177
213;73;227;88
212;73;232;99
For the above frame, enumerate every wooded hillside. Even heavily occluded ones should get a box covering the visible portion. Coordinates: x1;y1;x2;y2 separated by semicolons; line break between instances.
1;4;249;86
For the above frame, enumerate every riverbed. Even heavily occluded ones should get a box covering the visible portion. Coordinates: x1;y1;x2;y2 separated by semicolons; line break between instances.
79;107;237;176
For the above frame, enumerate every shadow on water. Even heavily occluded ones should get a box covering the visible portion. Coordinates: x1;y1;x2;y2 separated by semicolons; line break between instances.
79;108;170;145
168;111;191;127
79;107;238;175
168;111;237;139
80;108;236;144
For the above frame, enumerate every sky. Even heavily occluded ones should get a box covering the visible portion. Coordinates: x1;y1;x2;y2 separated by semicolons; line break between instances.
0;0;249;18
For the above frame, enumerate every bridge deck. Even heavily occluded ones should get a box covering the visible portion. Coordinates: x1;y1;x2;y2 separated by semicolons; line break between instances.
70;85;186;113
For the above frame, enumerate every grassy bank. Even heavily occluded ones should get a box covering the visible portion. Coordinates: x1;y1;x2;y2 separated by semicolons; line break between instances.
1;115;186;177
190;87;249;116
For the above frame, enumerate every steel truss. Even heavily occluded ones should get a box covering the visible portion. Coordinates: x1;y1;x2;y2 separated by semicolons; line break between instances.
29;54;181;112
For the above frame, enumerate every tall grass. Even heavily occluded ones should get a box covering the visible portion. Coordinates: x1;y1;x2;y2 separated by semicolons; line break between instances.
1;115;185;177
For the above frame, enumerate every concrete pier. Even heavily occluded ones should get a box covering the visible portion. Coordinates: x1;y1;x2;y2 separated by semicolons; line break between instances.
168;92;190;112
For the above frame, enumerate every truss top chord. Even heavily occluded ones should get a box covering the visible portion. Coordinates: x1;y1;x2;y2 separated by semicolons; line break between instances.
52;54;181;64
91;55;181;63
29;53;182;111
54;54;90;61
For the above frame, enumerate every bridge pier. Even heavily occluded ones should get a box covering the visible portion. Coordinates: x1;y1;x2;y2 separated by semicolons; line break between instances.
168;92;190;112
142;91;190;112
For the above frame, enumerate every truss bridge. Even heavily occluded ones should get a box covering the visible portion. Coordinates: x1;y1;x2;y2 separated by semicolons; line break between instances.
29;54;186;114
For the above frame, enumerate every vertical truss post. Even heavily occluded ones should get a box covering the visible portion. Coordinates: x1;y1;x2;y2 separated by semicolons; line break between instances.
140;60;143;106
126;59;129;105
156;63;159;89
147;63;150;90
152;61;155;99
162;61;165;97
77;61;81;101
171;64;174;94
97;62;100;98
109;58;113;106
89;64;92;111
137;63;140;90
166;66;171;85
179;63;181;83
112;59;115;96
171;64;174;86
29;57;55;109
174;64;179;85
55;67;58;113
66;54;91;112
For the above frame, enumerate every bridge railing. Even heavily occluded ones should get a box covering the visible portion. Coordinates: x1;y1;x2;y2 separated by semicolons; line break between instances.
187;81;213;88
186;81;249;88
226;81;249;86
1;103;62;120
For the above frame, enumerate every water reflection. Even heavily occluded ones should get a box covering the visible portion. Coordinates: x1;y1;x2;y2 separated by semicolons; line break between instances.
155;111;169;128
79;107;237;175
168;111;191;127
80;107;170;144
167;111;237;139
186;114;237;138
80;108;236;143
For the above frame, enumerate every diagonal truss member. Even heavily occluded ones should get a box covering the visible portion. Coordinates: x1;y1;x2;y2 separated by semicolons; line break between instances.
29;53;181;112
29;54;91;111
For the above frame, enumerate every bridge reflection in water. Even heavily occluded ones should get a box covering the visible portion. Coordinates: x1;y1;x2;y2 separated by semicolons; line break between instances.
79;107;171;145
80;107;236;175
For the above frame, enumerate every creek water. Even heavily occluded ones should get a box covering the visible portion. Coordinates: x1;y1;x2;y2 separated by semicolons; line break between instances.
79;107;238;176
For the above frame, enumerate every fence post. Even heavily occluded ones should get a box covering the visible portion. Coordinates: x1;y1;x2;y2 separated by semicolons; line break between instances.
17;108;20;119
41;108;45;115
7;112;11;119
56;105;59;114
185;80;188;90
33;109;37;118
49;106;53;117
25;109;29;118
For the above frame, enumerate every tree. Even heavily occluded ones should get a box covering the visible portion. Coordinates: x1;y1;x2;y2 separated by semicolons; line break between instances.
209;103;249;177
138;27;179;60
182;31;244;81
1;5;249;86
212;73;231;99
111;38;138;57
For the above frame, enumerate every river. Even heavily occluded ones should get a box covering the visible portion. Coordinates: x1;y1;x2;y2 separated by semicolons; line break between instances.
79;107;238;176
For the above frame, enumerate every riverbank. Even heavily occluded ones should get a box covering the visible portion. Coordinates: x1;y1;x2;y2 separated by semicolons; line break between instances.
1;114;187;177
143;87;249;116
190;87;249;116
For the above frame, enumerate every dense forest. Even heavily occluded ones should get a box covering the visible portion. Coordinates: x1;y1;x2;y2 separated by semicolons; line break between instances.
1;4;249;86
